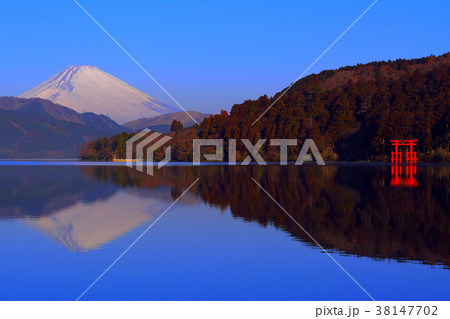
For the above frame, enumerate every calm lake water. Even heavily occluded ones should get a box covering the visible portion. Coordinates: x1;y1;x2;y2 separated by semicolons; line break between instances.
0;164;448;301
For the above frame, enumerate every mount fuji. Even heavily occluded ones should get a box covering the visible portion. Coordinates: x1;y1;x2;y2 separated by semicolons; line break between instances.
19;65;178;124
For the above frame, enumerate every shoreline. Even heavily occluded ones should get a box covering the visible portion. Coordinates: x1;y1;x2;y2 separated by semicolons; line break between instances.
0;160;448;167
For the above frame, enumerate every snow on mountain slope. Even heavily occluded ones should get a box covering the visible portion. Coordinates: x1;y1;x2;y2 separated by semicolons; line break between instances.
19;65;178;124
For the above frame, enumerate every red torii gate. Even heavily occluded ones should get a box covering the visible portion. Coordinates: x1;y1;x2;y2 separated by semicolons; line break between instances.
390;139;418;164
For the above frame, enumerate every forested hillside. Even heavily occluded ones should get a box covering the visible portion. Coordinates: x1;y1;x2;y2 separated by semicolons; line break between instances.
199;53;449;161
81;53;450;162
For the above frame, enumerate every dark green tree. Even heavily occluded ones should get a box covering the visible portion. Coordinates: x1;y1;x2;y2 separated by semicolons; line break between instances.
170;119;183;132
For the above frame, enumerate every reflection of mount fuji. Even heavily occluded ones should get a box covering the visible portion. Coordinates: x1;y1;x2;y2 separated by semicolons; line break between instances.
1;165;448;267
0;166;199;251
25;190;170;251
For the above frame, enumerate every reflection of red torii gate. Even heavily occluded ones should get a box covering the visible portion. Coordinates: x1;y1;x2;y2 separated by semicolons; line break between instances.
390;139;418;164
391;165;418;187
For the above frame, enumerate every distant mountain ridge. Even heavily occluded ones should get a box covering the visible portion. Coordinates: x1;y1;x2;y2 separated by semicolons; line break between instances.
0;96;125;133
123;111;210;132
0;97;129;158
19;65;178;123
0;110;115;158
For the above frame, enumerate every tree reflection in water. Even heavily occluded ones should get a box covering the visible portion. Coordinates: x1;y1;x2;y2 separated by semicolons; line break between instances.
83;164;449;269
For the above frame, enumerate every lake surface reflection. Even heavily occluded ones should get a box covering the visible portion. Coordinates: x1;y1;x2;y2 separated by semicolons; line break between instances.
0;164;448;300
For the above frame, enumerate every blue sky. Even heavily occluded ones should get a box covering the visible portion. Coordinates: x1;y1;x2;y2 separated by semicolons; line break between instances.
1;0;449;114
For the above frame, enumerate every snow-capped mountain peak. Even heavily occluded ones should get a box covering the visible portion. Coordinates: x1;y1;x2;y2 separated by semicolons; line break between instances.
19;65;178;124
